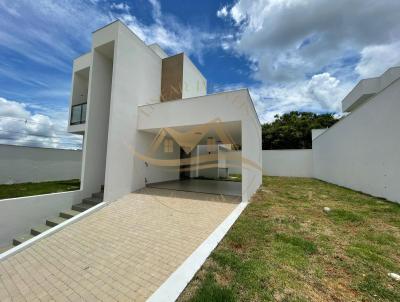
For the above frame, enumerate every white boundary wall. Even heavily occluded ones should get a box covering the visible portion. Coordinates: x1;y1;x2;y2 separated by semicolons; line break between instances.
0;144;82;184
0;190;83;248
262;150;313;177
313;77;400;203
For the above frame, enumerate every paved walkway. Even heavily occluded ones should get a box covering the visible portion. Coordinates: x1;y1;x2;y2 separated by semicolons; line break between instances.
0;188;240;301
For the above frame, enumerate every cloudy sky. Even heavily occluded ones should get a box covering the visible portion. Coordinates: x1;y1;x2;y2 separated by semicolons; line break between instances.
0;0;400;149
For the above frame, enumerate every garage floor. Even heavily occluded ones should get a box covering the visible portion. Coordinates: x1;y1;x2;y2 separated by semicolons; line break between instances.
147;179;242;197
0;188;240;301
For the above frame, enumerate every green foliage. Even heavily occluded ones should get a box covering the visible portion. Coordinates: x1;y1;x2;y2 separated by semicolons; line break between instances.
262;111;338;149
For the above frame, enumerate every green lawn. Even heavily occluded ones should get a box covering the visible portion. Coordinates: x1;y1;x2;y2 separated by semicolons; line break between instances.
0;179;80;199
179;176;400;302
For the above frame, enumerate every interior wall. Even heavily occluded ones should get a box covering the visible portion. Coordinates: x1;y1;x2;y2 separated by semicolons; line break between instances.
194;145;219;179
138;132;180;184
80;44;113;197
225;150;242;175
313;78;400;203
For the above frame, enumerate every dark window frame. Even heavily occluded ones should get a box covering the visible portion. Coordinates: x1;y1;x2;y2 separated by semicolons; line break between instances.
70;103;87;125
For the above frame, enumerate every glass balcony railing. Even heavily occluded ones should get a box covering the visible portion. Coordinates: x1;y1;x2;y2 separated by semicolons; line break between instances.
70;103;87;125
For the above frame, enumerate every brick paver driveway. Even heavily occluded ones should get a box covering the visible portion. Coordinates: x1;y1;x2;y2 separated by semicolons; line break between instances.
0;188;240;301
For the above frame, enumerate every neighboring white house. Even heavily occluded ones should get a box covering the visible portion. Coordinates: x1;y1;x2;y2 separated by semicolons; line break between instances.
262;66;400;204
68;20;262;204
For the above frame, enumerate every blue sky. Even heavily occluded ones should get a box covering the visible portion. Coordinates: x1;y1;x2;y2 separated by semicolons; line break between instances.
0;0;400;149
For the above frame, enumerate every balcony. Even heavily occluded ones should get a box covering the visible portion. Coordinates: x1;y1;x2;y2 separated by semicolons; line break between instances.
70;103;87;125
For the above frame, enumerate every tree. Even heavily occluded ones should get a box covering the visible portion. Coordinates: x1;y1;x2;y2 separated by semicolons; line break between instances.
262;111;338;150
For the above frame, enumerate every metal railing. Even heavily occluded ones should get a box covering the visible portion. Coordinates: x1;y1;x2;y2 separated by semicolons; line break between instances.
70;103;87;125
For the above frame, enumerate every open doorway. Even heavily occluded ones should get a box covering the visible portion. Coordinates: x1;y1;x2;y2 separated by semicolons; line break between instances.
142;121;242;197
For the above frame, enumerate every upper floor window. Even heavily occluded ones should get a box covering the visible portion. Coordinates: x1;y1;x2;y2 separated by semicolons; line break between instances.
70;103;87;125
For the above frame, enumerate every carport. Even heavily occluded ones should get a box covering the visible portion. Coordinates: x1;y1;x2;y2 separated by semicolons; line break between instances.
136;90;262;203
136;120;243;198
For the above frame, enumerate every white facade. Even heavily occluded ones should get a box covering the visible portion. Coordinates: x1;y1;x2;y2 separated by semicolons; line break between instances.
68;20;262;203
312;67;400;203
182;55;207;99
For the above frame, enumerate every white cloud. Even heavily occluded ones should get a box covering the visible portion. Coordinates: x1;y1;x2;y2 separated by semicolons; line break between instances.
0;97;82;149
0;97;30;119
230;5;246;25
216;0;400;120
224;0;400;82
247;72;350;123
110;2;130;12
113;0;217;62
217;6;228;18
356;41;400;78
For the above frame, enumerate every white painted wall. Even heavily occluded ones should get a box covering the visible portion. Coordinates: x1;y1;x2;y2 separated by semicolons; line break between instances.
262;150;313;177
104;23;166;202
311;129;327;141
226;150;242;175
139;132;180;185
148;43;168;59
137;89;262;202
192;145;219;179
313;77;400;203
80;32;115;199
182;54;207;99
0;190;83;248
0;145;82;184
191;146;241;179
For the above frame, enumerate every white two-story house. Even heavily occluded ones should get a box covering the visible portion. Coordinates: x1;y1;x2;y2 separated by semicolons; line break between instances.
68;20;262;204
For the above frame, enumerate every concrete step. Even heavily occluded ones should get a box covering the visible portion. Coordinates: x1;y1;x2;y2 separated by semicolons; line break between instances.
92;191;104;199
46;216;67;227
83;197;102;206
31;224;52;236
72;203;92;212
60;209;81;219
13;234;35;246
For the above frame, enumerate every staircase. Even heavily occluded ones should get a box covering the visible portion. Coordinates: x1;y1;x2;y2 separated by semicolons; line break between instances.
10;186;104;248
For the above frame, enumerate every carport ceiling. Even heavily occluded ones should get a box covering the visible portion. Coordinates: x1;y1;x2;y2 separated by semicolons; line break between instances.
141;121;241;145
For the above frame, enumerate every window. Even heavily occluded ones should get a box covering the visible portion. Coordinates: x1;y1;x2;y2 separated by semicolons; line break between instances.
70;103;87;125
164;139;174;153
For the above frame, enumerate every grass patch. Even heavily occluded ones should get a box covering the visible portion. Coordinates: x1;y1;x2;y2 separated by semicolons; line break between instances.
179;176;400;302
275;234;317;255
327;209;364;224
358;274;400;301
190;273;235;302
0;179;80;199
